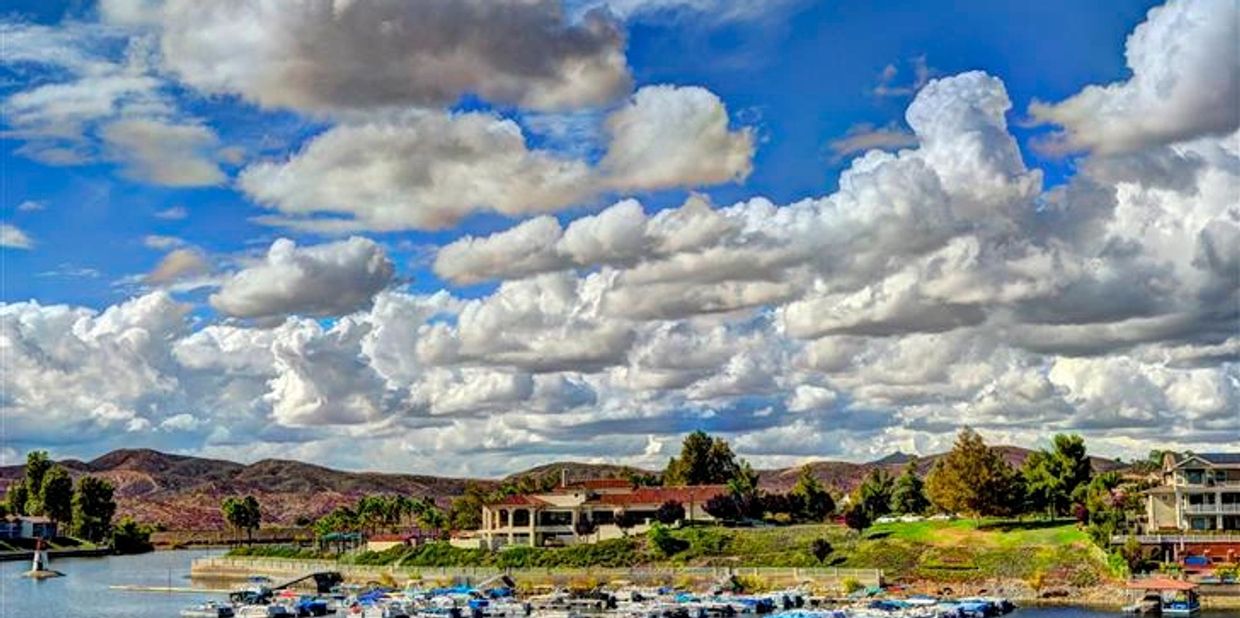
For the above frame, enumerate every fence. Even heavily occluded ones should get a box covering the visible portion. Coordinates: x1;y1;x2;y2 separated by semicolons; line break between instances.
1114;534;1240;544
191;557;883;587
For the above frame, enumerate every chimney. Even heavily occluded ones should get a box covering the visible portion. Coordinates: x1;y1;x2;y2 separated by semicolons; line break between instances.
561;468;568;488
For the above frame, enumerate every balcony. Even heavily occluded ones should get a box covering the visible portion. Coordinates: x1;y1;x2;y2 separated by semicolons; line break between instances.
1183;503;1240;514
1171;478;1240;488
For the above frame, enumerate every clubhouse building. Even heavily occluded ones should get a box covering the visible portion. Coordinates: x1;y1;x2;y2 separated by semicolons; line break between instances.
478;478;726;549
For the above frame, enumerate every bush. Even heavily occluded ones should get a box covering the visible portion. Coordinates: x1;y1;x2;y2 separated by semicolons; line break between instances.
655;501;686;525
840;576;864;594
810;538;833;564
111;517;153;555
648;524;688;557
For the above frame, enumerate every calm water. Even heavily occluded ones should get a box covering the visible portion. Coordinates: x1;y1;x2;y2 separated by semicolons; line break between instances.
1;550;1237;617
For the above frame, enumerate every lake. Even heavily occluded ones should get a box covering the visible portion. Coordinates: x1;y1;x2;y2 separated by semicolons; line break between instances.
2;550;1238;617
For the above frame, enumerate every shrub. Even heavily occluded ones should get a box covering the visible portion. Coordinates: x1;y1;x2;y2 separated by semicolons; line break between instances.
648;523;688;557
655;501;686;525
840;576;864;594
810;538;833;564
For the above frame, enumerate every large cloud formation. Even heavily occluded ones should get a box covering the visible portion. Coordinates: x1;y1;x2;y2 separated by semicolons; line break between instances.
104;0;632;113
1030;0;1239;154
2;0;1236;475
210;237;395;319
239;85;755;231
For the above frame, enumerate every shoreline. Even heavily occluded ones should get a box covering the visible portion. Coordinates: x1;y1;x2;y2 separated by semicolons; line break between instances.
187;555;1240;610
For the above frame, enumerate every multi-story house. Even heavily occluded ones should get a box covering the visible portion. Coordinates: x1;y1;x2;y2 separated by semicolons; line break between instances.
477;478;727;549
1146;452;1240;532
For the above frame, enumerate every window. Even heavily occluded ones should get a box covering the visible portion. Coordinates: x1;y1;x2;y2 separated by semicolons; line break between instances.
1185;469;1205;484
512;509;530;527
538;511;572;526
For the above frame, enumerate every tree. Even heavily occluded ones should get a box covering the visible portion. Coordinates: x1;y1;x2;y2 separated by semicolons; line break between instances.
855;468;894;520
925;428;1022;518
222;495;262;544
314;506;359;537
790;465;835;522
810;538;833;564
1120;534;1145;572
655;500;686;525
727;460;763;519
448;483;486;531
1022;434;1092;517
40;466;74;525
663;431;741;486
889;459;930;515
5;481;28;517
111;517;153;554
23;451;52;515
843;504;870;533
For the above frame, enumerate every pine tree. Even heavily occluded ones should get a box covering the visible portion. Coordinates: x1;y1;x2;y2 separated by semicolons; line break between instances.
855;468;895;520
889;459;930;515
790;465;835;521
925;428;1022;518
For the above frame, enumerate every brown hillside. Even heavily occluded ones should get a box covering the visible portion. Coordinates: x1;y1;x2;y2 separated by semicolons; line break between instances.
0;445;1128;530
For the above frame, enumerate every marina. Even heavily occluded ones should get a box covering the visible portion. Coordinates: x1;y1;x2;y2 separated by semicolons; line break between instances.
4;550;1238;618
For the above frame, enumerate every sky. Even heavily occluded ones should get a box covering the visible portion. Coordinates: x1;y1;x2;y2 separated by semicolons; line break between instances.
0;0;1236;477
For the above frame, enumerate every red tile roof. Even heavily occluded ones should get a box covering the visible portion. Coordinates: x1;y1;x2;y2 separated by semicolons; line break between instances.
595;485;727;506
565;478;633;490
488;494;549;507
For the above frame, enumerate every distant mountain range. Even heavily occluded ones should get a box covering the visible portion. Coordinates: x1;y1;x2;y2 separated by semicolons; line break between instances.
0;447;1126;530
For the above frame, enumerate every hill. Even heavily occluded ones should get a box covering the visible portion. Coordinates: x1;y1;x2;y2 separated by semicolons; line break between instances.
0;446;1127;530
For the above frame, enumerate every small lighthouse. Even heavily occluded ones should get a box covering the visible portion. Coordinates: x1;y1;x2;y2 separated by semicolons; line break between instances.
22;538;64;579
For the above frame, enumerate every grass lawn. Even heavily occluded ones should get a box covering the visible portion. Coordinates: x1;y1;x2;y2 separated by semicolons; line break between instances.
866;518;1089;547
230;519;1109;587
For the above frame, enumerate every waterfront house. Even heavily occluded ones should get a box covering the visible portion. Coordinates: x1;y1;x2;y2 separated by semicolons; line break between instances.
0;516;58;540
1145;452;1240;533
479;478;727;548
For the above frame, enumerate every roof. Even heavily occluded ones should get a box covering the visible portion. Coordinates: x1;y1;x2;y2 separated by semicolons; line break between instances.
1197;453;1240;465
564;478;633;490
487;494;549;507
1126;578;1197;591
595;485;727;506
18;516;53;524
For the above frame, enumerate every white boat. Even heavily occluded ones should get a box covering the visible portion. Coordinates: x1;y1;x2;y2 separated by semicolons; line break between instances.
180;600;236;617
235;605;295;618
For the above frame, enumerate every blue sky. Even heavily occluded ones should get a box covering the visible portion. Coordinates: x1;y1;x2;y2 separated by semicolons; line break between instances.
0;0;1235;474
1;0;1160;308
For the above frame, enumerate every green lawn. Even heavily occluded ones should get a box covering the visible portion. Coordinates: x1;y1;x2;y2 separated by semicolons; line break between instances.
229;519;1108;587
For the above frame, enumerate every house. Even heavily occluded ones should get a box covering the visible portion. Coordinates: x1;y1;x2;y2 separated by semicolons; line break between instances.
1145;452;1240;532
0;516;58;540
479;479;727;549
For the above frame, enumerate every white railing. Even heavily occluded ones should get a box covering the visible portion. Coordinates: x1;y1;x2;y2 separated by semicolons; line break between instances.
1113;534;1240;544
1171;479;1240;488
1183;503;1240;514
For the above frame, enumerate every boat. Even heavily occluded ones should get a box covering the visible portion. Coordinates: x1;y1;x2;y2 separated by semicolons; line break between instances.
1123;578;1201;616
180;601;236;617
235;605;296;618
